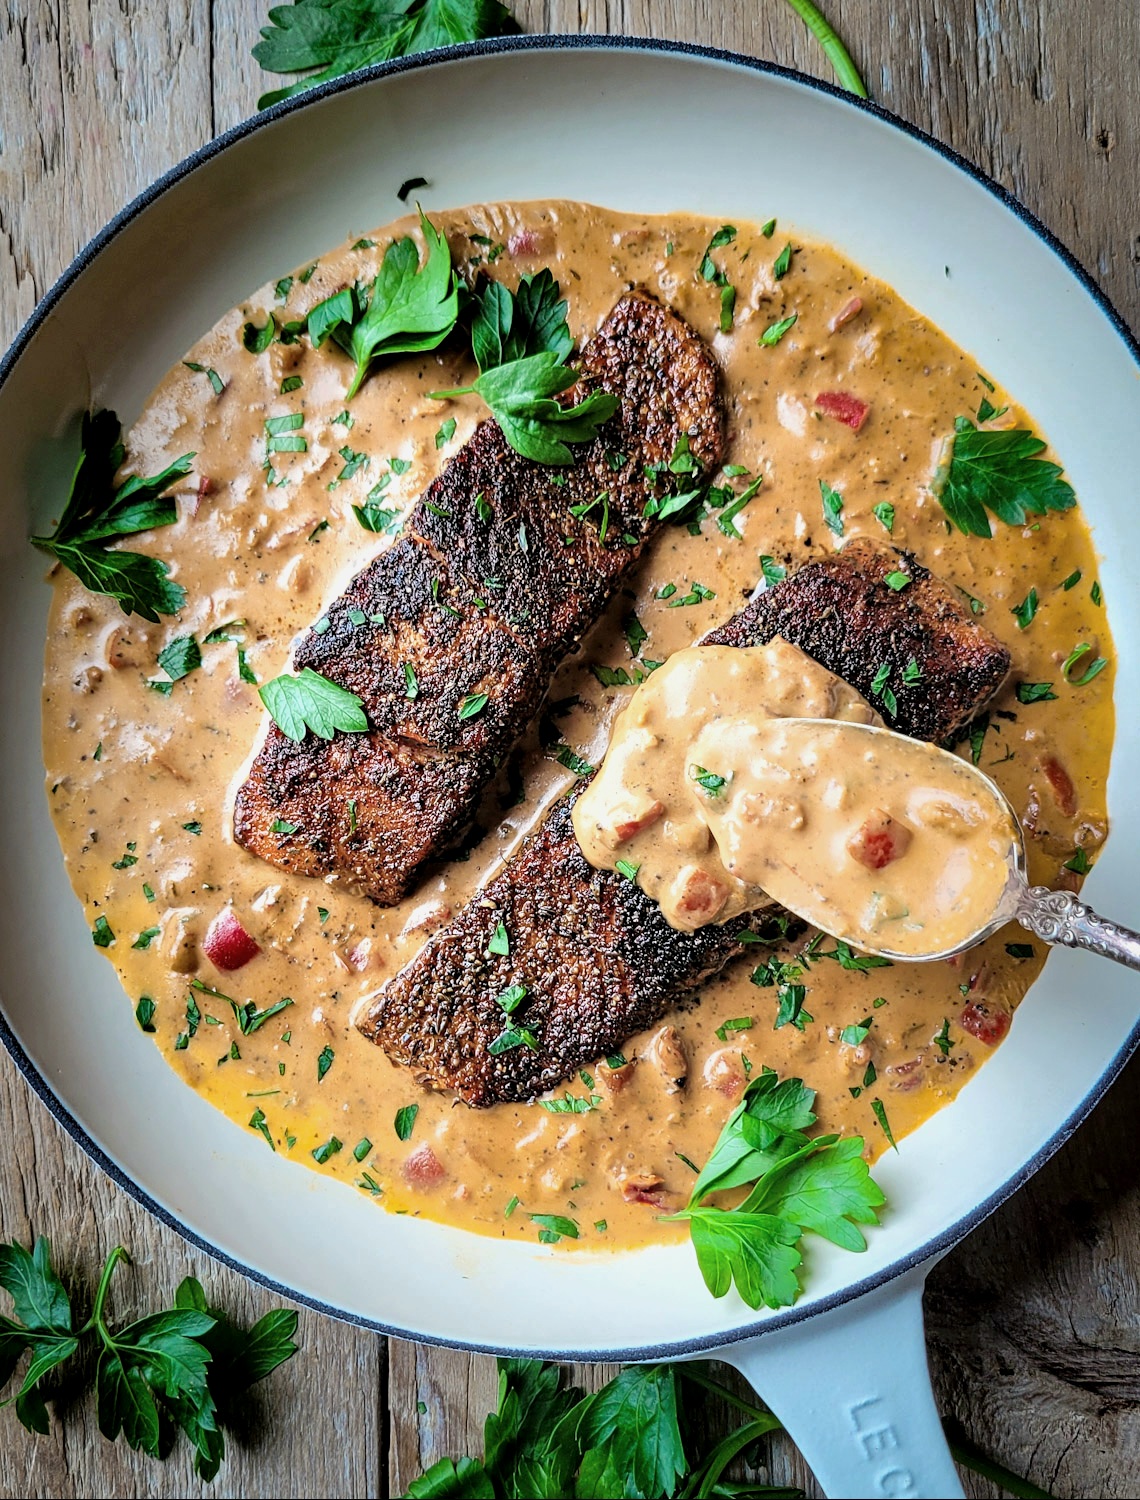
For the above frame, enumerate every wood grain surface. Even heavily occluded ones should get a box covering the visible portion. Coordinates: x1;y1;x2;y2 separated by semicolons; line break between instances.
1;3;1138;1496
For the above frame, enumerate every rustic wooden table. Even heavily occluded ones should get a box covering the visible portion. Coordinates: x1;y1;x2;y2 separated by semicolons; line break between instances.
1;3;1138;1496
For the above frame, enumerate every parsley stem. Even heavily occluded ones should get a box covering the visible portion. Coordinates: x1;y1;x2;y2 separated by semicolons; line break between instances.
783;0;869;98
83;1244;129;1339
684;1416;785;1499
945;1428;1053;1499
678;1364;775;1423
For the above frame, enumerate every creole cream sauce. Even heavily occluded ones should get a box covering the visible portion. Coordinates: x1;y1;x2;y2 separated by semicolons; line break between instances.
575;658;1020;959
40;202;1113;1249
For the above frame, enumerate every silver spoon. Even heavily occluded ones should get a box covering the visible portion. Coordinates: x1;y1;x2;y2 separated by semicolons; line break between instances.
738;720;1140;970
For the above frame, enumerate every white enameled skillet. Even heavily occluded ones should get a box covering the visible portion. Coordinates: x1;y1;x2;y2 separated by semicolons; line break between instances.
2;38;1137;1499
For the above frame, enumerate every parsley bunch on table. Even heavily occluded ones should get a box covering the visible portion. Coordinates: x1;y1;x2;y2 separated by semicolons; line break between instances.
431;270;618;464
0;1237;298;1481
406;1355;1052;1499
31;409;192;621
254;0;518;107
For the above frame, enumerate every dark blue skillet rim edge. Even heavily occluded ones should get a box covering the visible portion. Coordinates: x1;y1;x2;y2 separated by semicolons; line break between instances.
1;31;1138;1363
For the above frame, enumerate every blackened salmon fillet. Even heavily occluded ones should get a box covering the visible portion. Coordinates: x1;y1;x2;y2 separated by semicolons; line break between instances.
356;540;1012;1105
234;291;724;905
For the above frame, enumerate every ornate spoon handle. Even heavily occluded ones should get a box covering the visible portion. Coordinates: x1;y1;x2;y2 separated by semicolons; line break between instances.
1013;882;1140;971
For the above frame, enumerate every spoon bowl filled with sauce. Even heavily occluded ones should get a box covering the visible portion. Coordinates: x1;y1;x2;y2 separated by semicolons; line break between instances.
574;639;1140;969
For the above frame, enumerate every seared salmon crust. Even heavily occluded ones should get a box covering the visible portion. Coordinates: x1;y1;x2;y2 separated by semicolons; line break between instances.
357;541;1012;1106
233;291;724;904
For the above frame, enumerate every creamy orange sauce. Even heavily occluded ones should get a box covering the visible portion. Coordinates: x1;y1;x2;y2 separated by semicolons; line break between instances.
40;202;1113;1250
577;662;1019;957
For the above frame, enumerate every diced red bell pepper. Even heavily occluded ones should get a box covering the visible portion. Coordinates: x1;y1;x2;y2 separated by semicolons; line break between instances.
815;390;869;430
202;909;261;972
959;1000;1011;1045
1041;756;1078;817
402;1144;446;1189
847;811;912;871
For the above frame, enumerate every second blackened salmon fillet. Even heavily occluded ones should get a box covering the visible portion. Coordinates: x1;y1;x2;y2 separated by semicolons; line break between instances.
234;292;724;904
356;542;1012;1106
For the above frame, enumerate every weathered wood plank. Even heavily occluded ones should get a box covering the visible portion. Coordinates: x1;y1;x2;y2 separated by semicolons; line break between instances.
1;2;1138;1497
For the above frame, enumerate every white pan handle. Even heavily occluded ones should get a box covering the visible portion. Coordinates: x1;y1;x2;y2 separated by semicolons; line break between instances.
715;1262;963;1499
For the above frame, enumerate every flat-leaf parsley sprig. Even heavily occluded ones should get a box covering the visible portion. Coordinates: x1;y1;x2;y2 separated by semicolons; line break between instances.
253;0;518;109
665;1069;884;1311
0;1235;298;1481
307;209;459;399
430;269;618;464
933;418;1077;538
31;409;193;621
259;666;369;742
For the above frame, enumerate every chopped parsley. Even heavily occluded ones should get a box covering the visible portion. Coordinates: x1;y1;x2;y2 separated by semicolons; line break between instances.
820;480;844;537
1016;681;1058;704
30;409;192;621
182;360;225;397
870;662;897;716
487;922;510;957
870;1098;897;1151
394;1105;419;1141
873;500;895;533
458;691;489;720
759;312;797;346
1011;588;1038;629
528;1214;579;1244
690;765;728;795
715;1017;754;1041
1061;643;1108;685
311;1137;342;1165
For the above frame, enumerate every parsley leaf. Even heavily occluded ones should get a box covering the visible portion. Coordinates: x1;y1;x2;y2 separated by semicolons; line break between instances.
578;1365;686;1499
307;210;458;398
433;351;617;466
1011;588;1038;629
259;667;368;742
31;409;192;621
254;0;517;108
933;419;1077;537
468;268;572;371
